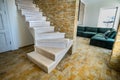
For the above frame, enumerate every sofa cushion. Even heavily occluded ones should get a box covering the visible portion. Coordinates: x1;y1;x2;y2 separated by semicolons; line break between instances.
85;27;97;32
108;30;117;39
92;33;105;39
103;30;111;39
97;28;111;33
77;27;85;31
82;32;96;38
90;34;115;49
83;32;96;35
77;31;84;36
104;30;111;36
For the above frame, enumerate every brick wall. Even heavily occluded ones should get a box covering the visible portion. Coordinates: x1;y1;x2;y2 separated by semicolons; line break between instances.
109;23;120;71
33;0;79;39
33;0;79;54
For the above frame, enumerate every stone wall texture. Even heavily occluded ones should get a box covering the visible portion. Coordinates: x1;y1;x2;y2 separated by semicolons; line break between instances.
109;23;120;71
33;0;79;39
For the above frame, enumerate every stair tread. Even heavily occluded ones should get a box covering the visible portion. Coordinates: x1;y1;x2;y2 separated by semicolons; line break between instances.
18;3;34;5
21;8;39;11
26;15;43;18
35;40;72;56
32;26;54;29
27;51;53;67
28;20;47;22
21;9;39;12
17;1;33;3
39;32;64;34
19;6;37;9
37;38;69;42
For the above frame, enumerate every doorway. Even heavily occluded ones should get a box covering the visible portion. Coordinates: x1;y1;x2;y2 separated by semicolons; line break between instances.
0;0;12;53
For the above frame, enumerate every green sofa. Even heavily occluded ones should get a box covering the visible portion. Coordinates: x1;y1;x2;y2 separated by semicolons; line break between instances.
77;26;112;38
77;26;117;49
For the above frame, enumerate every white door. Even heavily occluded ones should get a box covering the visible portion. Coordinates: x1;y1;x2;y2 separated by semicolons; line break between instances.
0;0;11;53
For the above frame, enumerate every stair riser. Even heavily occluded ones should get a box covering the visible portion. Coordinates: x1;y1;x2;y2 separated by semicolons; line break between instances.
22;11;42;15
23;13;43;17
29;22;50;27
35;47;55;60
21;9;39;13
18;4;35;8
35;27;54;33
36;42;68;48
17;3;35;7
35;33;65;40
25;17;46;21
18;6;38;11
21;8;39;12
30;27;54;38
21;10;40;15
17;1;33;4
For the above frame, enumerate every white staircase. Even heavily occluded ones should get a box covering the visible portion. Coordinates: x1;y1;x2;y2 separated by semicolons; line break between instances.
16;0;73;73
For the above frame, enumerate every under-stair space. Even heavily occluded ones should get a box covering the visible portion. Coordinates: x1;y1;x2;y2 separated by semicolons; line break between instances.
16;0;73;73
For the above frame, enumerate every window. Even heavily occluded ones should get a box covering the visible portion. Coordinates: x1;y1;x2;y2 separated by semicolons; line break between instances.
78;2;85;25
98;7;118;28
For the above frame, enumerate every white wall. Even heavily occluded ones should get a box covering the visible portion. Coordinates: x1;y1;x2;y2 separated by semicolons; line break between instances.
83;0;120;28
6;0;34;50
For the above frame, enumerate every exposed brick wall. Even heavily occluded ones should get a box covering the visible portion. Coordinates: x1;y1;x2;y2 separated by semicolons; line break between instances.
33;0;79;39
109;23;120;71
33;0;79;54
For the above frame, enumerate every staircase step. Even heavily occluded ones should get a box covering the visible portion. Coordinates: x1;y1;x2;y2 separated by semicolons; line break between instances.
17;3;35;10
35;46;64;61
24;14;42;17
33;27;54;33
18;4;38;11
17;3;35;8
20;8;39;12
30;27;54;38
27;51;54;73
21;11;43;16
28;21;50;27
27;40;73;73
21;9;39;12
19;7;39;11
25;16;46;21
35;39;70;48
16;2;33;6
21;9;40;15
16;0;33;4
35;32;65;40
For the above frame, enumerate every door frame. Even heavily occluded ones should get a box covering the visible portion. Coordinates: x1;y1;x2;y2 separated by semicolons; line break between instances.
1;0;13;51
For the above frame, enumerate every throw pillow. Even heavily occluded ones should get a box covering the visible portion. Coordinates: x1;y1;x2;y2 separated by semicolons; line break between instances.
108;31;116;39
103;30;111;39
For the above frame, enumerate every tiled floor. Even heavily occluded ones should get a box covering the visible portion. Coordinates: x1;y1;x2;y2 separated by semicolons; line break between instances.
0;37;120;80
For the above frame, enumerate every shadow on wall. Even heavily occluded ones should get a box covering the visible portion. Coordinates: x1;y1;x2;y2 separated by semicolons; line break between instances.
17;11;34;47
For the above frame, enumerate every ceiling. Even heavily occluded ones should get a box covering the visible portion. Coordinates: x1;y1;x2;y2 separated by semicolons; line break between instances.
81;0;120;4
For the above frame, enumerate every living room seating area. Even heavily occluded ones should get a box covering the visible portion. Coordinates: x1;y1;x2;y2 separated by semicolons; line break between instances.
77;26;117;49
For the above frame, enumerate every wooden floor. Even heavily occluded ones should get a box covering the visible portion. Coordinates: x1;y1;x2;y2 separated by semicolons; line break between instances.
0;37;120;80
